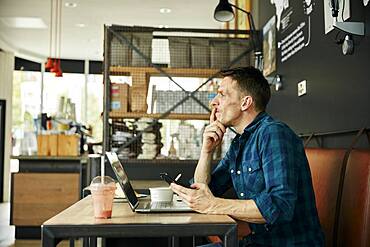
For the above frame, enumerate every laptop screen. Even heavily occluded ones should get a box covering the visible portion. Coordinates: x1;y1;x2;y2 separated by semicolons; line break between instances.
105;152;139;210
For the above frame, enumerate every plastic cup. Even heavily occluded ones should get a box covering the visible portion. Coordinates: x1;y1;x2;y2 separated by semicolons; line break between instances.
88;176;116;219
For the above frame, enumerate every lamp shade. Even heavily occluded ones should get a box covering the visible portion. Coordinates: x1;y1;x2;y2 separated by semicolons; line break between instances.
45;57;54;70
54;59;63;77
50;60;58;73
214;0;234;22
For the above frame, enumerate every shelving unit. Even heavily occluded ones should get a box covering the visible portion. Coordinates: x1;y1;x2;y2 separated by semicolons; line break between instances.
109;66;216;121
103;25;252;162
110;66;219;78
109;112;210;120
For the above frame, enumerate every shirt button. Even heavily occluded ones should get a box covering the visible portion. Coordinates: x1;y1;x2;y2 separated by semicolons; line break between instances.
248;167;252;172
230;169;234;173
237;170;241;175
240;192;244;197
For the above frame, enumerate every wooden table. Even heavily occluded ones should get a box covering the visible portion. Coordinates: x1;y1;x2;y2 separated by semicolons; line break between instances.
42;196;237;247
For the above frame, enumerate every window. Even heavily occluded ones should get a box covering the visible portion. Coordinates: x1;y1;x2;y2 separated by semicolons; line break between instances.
12;67;105;154
43;72;85;121
87;74;104;142
12;71;41;155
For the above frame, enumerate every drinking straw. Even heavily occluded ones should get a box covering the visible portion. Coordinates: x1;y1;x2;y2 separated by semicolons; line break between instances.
101;155;105;183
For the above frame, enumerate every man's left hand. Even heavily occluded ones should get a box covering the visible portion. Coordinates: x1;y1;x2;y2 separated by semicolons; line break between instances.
170;182;217;214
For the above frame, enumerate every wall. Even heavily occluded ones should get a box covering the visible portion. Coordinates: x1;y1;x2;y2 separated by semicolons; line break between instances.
0;50;14;202
253;0;370;147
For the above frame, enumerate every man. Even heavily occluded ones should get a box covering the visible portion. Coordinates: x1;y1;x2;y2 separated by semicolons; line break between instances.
170;67;324;246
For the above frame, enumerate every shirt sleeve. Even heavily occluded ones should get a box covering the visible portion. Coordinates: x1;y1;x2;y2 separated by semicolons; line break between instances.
252;123;299;225
207;149;233;197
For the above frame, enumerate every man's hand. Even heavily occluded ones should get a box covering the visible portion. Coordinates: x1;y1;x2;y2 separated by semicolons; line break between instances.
202;108;226;153
170;182;217;214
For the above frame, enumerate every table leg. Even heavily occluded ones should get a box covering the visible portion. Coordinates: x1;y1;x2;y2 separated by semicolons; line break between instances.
42;227;57;247
223;224;238;247
82;237;98;247
90;237;97;247
170;236;179;247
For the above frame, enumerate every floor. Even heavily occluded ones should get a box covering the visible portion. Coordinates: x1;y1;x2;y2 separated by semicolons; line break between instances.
0;203;82;247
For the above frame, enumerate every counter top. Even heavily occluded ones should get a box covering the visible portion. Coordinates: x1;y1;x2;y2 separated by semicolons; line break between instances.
11;155;86;161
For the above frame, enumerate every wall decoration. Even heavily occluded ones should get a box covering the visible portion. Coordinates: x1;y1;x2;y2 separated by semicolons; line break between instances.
263;16;276;76
270;0;316;63
324;0;350;34
270;0;290;31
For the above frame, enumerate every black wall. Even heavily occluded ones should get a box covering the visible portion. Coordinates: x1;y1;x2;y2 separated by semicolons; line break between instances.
254;0;370;148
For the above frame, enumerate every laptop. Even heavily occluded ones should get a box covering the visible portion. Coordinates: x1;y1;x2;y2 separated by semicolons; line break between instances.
105;151;193;213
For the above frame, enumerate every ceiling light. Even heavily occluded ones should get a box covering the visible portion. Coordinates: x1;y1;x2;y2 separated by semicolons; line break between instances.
65;2;77;8
75;23;86;28
159;8;171;14
0;17;47;29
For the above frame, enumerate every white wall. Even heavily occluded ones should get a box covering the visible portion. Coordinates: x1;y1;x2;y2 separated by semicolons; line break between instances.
0;50;14;202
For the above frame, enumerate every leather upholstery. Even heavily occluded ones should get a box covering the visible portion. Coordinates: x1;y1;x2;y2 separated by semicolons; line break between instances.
337;150;370;247
305;148;346;247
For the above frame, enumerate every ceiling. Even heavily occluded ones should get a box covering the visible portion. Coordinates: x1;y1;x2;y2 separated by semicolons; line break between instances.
0;0;223;62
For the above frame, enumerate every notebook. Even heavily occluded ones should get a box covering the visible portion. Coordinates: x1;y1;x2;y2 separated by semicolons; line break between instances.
105;151;192;213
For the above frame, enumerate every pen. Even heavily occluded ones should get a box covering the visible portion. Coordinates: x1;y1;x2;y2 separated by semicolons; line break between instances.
174;173;182;182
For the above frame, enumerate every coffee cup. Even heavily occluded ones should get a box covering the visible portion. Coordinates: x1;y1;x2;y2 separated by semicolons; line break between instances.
149;187;174;202
88;176;116;219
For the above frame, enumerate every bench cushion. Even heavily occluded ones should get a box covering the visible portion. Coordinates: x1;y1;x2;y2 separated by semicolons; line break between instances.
337;150;370;247
305;148;346;247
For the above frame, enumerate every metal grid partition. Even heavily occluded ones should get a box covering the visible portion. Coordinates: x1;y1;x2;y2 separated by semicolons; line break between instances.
103;25;253;160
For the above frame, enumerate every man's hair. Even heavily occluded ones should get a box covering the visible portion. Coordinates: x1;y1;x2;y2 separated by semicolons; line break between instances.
220;66;271;111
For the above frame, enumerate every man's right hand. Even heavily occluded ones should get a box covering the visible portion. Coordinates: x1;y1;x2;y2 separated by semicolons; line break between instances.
202;108;226;153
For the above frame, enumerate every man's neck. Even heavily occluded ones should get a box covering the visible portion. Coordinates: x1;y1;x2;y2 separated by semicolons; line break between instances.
234;110;261;134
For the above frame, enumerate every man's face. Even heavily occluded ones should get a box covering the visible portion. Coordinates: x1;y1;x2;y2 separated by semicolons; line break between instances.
211;76;244;127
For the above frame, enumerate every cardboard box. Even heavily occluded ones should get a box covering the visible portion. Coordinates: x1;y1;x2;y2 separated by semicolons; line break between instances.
111;83;130;113
131;85;148;112
131;71;149;87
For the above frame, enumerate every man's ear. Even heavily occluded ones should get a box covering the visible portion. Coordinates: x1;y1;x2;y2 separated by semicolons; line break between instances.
241;96;252;111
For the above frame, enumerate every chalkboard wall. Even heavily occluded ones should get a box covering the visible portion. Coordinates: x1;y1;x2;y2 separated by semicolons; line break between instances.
253;0;370;148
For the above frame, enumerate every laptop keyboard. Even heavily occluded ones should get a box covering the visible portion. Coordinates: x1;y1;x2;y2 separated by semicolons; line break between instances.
151;202;173;209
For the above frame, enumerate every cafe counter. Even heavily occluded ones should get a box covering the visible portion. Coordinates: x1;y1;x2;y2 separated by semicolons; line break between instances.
10;155;87;239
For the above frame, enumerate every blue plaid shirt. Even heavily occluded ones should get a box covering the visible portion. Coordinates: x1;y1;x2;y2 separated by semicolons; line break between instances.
208;112;324;246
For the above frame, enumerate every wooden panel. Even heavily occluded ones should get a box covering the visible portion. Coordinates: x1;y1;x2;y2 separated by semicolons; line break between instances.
109;112;210;120
12;173;79;226
57;134;80;156
37;134;58;156
13;203;77;226
10;239;82;247
110;66;219;78
48;134;58;156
